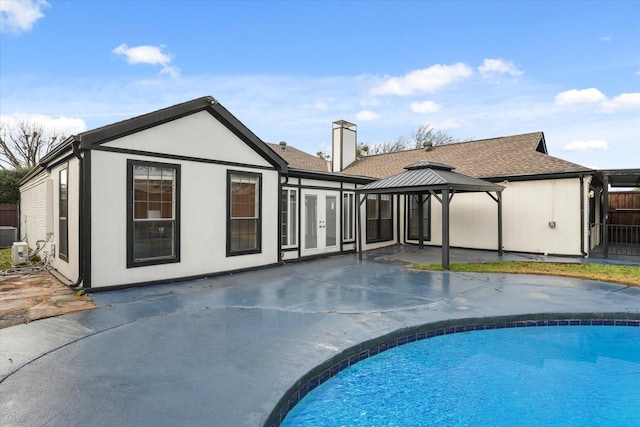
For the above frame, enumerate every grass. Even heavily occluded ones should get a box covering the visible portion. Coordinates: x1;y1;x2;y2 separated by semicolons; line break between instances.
0;247;41;271
0;248;12;270
412;261;640;287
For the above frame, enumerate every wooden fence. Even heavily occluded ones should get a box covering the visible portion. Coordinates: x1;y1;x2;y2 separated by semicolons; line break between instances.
608;192;640;244
0;204;18;227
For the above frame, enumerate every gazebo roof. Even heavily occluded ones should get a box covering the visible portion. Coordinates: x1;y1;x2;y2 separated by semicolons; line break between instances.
357;161;504;194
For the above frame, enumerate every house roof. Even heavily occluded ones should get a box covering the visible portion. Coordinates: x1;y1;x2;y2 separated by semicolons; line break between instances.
29;96;288;181
357;161;504;194
266;142;329;172
342;132;592;180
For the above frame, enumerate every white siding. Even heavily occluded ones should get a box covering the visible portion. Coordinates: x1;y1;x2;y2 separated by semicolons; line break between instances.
18;171;49;250
49;159;80;282
89;153;280;288
299;178;341;189
418;178;585;256
101;111;272;168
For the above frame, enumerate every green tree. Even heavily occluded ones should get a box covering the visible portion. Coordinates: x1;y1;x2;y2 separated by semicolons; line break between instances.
0;169;29;203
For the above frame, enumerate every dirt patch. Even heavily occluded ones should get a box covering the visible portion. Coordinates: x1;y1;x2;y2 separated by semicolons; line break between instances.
0;271;96;329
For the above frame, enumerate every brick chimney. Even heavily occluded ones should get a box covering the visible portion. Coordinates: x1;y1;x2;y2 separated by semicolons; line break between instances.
332;120;356;172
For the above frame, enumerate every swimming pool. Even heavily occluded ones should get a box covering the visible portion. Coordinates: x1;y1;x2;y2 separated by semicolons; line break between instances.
280;323;640;426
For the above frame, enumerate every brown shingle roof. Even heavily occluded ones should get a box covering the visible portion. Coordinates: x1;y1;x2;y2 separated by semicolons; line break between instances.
267;142;329;172
342;132;591;179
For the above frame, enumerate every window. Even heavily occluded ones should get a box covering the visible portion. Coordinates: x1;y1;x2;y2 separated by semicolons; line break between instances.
342;192;355;242
127;160;180;267
228;171;261;255
281;188;297;247
59;167;68;262
407;194;430;241
366;194;393;243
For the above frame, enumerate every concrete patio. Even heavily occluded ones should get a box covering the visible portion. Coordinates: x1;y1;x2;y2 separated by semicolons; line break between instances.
1;247;639;426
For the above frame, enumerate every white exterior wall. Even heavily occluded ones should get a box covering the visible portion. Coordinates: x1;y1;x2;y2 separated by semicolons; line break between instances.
89;114;280;288
101;111;272;168
420;178;585;256
501;179;583;255
18;171;49;250
49;159;80;282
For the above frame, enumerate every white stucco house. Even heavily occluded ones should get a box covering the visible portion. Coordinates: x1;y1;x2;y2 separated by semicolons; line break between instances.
19;96;607;290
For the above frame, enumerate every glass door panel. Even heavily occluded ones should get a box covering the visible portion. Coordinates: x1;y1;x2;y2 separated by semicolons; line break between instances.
305;194;317;250
325;195;337;247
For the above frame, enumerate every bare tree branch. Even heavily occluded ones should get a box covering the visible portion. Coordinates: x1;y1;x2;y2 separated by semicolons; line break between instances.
0;121;59;170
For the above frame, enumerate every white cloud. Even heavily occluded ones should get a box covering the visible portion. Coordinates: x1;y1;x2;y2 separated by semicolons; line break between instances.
478;59;523;79
113;44;180;78
600;34;612;42
0;113;87;139
314;101;329;111
562;140;609;152
432;119;462;129
0;0;49;34
410;100;441;114
370;63;473;96
555;88;606;106
356;110;380;121
601;92;640;112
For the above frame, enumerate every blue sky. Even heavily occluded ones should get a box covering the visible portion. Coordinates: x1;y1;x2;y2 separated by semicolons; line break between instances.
1;0;639;169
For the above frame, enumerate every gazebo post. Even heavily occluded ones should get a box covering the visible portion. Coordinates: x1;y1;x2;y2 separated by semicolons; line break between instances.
442;188;450;270
357;193;366;261
418;194;424;249
498;191;503;255
603;174;609;258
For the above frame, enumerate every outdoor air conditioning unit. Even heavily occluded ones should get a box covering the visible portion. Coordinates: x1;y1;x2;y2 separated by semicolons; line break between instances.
12;242;28;266
0;227;17;248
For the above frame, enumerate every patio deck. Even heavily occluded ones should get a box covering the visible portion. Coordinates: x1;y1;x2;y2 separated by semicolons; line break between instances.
1;247;639;426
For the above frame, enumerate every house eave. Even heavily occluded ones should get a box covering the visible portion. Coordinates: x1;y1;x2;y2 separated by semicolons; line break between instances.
75;96;288;173
287;167;374;184
482;170;596;182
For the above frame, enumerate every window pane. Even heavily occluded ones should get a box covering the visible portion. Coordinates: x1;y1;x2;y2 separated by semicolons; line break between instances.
381;219;393;240
343;193;354;241
305;194;317;249
367;219;379;241
290;191;297;246
133;220;175;260
325;196;337;247
281;189;288;246
134;165;175;220
59;168;68;261
367;195;378;220
130;162;179;265
230;218;258;251
380;195;392;219
408;196;429;240
229;173;261;254
231;180;258;219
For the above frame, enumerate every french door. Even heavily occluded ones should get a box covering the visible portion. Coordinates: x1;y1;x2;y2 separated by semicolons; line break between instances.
301;190;339;256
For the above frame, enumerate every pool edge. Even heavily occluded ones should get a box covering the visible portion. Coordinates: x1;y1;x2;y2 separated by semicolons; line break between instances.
266;312;640;427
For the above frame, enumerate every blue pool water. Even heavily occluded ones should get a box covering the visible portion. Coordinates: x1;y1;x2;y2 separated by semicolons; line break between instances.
282;326;640;426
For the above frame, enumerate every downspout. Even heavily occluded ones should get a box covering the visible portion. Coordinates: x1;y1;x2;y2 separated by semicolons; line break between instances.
579;175;587;257
69;139;85;289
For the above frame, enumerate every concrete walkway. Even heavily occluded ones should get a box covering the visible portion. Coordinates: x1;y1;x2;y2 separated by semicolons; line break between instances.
1;249;639;426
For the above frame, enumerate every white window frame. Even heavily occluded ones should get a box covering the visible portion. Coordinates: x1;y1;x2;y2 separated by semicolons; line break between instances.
342;192;355;242
281;187;298;248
